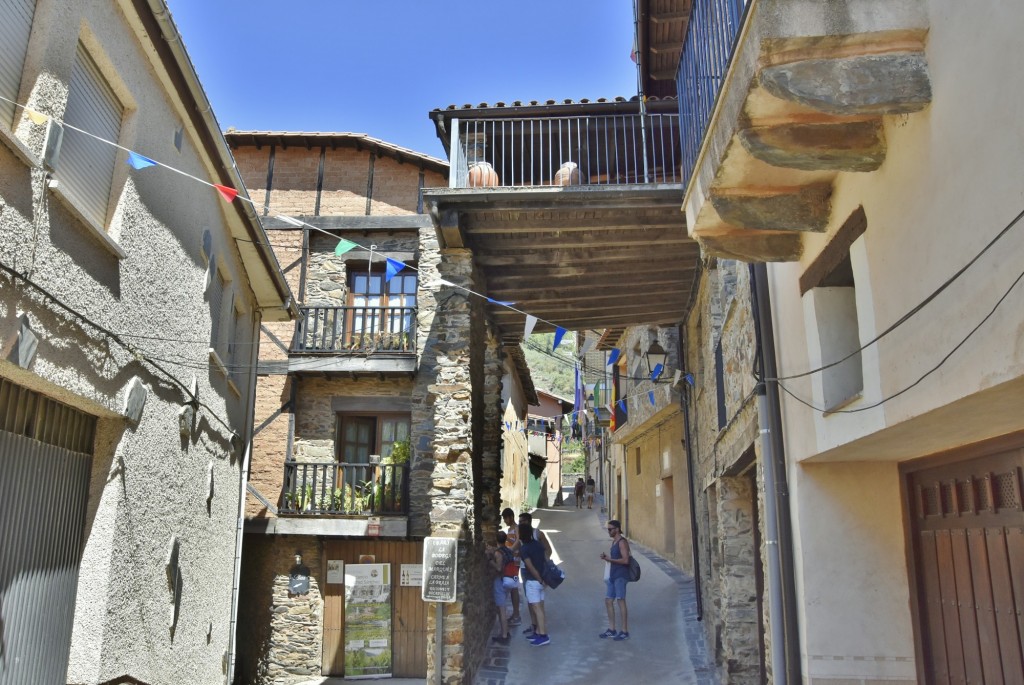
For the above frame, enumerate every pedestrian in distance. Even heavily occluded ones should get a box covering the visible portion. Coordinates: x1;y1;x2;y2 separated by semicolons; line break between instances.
501;508;523;626
519;521;551;646
574;477;586;508
586;476;596;509
488;531;511;643
599;519;630;641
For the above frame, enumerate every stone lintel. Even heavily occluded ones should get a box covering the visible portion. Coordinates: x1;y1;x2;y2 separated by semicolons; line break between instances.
711;184;831;233
738;119;885;172
696;230;803;263
759;29;929;70
760;52;931;116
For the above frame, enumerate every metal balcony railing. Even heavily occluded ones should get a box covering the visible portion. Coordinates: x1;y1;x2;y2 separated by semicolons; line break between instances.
448;113;681;189
675;0;750;189
280;460;409;516
293;305;416;354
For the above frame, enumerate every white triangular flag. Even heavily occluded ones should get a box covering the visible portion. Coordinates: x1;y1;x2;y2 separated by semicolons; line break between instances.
579;333;597;357
673;369;682;386
523;314;537;338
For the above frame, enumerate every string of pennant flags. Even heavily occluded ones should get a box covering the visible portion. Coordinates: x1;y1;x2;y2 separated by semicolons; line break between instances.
8;96;697;429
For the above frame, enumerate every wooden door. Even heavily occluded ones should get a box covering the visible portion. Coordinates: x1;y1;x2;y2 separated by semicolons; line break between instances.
321;539;427;678
906;443;1024;685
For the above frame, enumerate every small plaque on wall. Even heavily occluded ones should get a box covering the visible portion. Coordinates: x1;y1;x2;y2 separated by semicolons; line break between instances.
327;560;344;585
289;563;311;595
400;564;423;587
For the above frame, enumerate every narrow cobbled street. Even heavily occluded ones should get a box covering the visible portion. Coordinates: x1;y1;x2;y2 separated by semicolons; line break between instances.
476;492;718;685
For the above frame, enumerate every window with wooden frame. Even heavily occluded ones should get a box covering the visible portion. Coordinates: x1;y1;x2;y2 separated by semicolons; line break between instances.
800;207;868;411
347;264;417;350
56;42;124;228
0;0;36;129
336;413;411;464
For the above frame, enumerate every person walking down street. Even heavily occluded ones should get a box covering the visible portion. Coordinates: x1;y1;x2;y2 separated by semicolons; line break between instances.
488;531;512;643
599;519;631;641
586;476;596;509
574;477;586;508
519;522;551;646
501;508;523;626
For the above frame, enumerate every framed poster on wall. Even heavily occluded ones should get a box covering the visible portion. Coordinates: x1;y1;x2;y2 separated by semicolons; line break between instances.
344;564;392;678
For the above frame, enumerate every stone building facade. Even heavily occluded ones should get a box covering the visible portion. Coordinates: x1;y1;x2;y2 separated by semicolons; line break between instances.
605;325;694;574
684;260;765;685
230;132;530;684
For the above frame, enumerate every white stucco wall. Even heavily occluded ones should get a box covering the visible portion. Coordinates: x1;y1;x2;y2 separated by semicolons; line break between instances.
0;1;283;682
764;2;1024;683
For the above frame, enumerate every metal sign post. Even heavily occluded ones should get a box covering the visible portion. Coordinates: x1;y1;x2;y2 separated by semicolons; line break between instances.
421;537;458;685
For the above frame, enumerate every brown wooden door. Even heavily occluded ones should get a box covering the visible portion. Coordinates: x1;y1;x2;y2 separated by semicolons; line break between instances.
321;539;427;678
907;443;1024;685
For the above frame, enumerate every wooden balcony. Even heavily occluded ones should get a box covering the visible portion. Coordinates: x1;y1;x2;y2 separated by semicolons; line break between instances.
280;460;409;517
287;305;417;375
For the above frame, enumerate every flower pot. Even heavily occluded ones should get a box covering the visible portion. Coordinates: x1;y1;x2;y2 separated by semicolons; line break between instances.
468;161;499;187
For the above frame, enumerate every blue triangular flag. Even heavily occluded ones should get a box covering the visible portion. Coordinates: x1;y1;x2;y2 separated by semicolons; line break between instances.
487;297;515;306
650;363;664;381
553;327;567;351
684;373;695;387
617;399;628;416
126;151;157;169
607;348;621;366
648;390;656;406
385;258;406;282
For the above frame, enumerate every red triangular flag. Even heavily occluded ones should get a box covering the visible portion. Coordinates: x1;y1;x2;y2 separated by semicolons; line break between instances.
214;184;238;203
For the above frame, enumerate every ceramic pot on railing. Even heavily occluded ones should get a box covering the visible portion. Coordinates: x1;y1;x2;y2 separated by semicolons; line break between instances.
468;161;499;187
553;161;581;186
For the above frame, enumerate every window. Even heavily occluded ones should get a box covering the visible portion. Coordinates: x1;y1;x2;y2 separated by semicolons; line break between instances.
801;208;868;411
347;266;416;348
336;413;410;464
715;339;727;429
56;42;123;227
0;0;35;128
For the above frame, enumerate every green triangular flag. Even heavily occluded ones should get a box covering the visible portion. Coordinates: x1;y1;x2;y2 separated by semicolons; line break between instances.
335;239;358;256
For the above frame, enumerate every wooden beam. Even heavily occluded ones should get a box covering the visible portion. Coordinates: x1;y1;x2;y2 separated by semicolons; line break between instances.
492;300;685;318
650;10;689;24
464;218;685;233
471;230;693;250
485;265;696;283
485;277;687;298
474;246;696;267
650;42;683;54
650;68;678;80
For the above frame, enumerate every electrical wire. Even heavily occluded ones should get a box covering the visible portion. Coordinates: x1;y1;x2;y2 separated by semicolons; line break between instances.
767;204;1024;382
0;262;236;433
771;264;1024;414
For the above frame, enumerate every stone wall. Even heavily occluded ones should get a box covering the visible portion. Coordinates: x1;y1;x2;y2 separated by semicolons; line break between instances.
685;259;766;684
237;536;325;685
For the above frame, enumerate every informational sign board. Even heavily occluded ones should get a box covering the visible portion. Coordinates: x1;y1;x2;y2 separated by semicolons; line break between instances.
344;564;392;679
326;560;344;585
421;537;458;602
400;563;423;587
289;563;310;595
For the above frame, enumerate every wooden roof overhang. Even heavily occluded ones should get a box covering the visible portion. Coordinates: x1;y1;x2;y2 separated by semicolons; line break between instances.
423;184;700;346
637;0;693;98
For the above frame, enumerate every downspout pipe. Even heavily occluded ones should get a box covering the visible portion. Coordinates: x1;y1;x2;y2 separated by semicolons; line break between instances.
226;311;263;683
676;325;702;620
749;263;801;684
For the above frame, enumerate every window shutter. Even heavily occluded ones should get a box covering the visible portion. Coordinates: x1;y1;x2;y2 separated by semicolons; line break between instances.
0;0;36;127
58;43;123;226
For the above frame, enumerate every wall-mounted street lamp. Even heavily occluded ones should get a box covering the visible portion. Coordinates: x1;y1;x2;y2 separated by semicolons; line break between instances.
645;341;668;380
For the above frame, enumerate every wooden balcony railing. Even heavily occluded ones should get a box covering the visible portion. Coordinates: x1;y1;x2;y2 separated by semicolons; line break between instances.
448;112;681;189
280;460;409;516
293;305;416;354
675;0;750;188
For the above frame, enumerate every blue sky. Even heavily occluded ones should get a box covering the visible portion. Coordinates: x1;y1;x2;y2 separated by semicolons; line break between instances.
167;1;639;159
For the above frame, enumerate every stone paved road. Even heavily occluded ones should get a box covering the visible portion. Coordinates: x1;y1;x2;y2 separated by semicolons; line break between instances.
475;494;719;685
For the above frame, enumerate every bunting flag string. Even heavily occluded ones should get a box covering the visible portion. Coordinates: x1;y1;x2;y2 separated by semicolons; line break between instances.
0;93;661;354
649;390;656;406
385;257;406;282
126;151;157;170
606;348;621;366
650;363;664;382
552;327;567;351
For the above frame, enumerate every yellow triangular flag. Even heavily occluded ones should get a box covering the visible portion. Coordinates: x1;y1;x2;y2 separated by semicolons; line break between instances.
26;109;47;125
